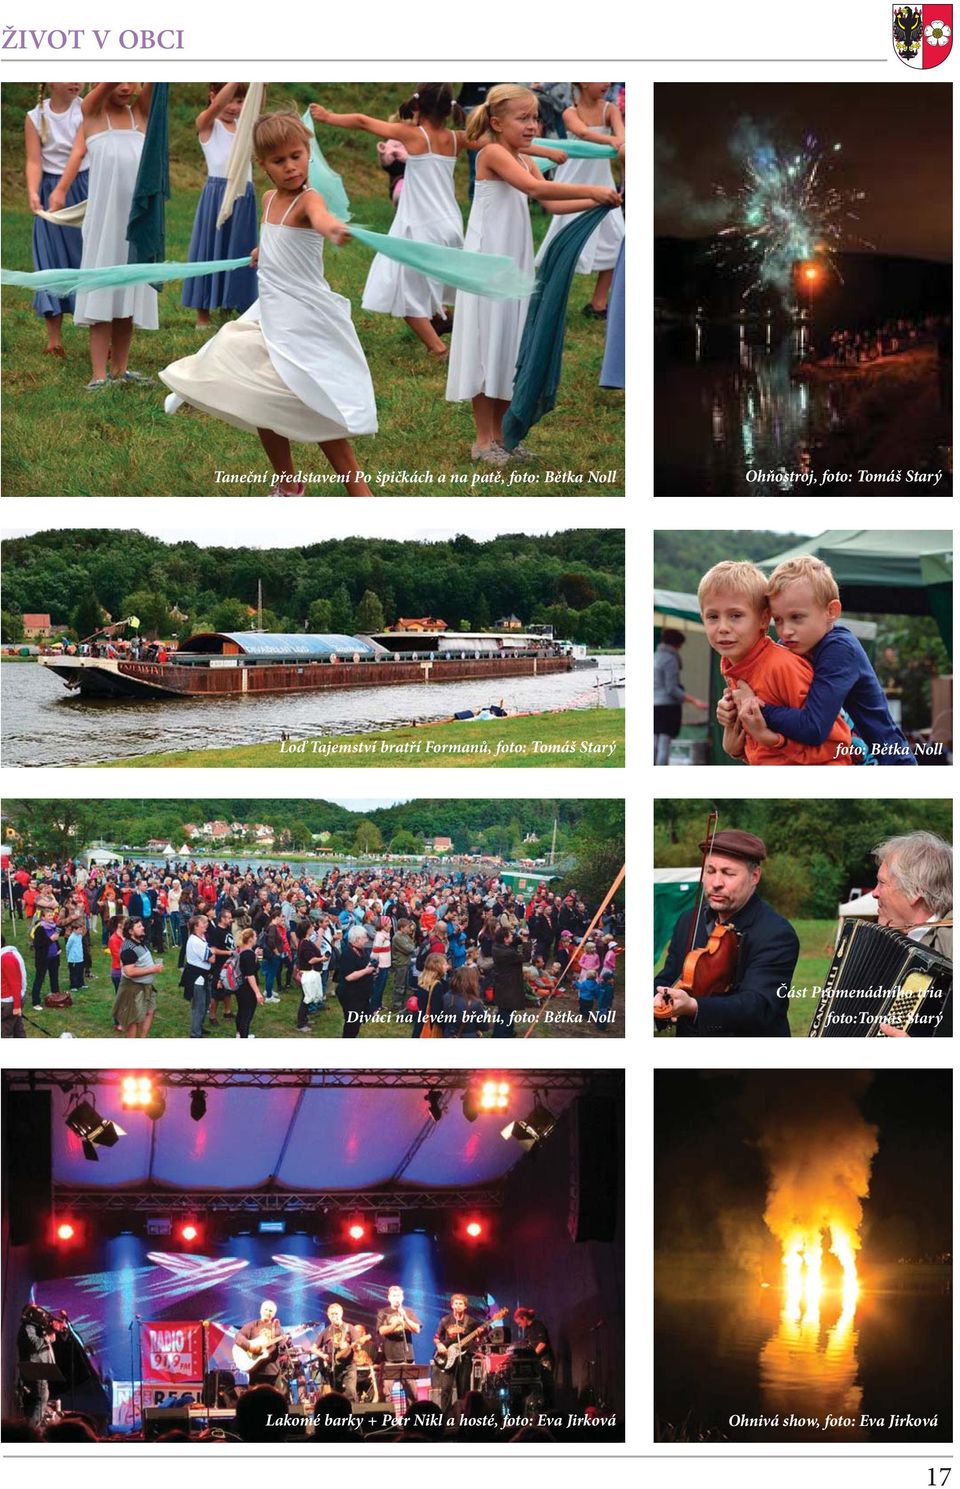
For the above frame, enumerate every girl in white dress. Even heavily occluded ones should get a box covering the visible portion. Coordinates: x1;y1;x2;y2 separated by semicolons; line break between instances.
51;83;158;389
310;84;465;358
160;112;376;496
535;83;625;317
445;84;621;466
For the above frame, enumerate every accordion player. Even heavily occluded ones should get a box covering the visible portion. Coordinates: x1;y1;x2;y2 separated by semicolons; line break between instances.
809;919;952;1037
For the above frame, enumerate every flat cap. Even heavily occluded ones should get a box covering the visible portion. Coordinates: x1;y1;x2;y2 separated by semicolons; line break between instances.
699;828;767;863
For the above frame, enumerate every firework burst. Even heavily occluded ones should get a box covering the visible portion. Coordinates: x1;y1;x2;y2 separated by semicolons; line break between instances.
714;126;872;300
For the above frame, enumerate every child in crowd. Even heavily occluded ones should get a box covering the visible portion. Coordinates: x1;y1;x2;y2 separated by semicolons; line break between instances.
65;926;85;992
182;83;258;326
445;84;621;466
699;560;854;766
51;83;158;388
727;555;918;766
24;82;88;355
160;111;376;495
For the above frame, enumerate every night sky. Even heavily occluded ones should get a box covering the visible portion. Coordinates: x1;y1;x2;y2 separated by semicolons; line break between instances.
655;83;952;262
654;1069;952;1259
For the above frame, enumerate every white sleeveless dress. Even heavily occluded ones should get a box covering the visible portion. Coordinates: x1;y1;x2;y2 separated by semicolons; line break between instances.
73;106;159;329
445;153;535;403
362;125;464;317
159;189;377;441
534;108;624;274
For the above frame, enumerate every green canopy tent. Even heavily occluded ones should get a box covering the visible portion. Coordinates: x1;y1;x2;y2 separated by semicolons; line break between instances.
756;530;952;658
653;866;700;965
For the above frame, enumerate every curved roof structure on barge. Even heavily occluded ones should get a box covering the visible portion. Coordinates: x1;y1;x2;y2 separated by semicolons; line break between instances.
178;632;380;660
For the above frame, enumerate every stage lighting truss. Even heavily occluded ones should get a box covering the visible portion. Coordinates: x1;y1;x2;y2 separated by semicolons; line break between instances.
53;1188;504;1215
15;1070;588;1092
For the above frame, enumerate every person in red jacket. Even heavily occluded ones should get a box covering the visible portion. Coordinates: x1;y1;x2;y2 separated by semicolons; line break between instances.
1;939;27;1037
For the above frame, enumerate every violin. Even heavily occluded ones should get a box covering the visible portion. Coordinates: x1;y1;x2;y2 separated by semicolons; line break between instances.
654;809;739;1017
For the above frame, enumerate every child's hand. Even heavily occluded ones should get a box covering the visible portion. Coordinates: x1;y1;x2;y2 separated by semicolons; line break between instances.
28;190;42;213
547;148;568;164
48;188;66;213
327;220;351;246
738;695;767;739
733;678;756;702
594;186;622;206
310;104;330;124
716;692;737;726
249;246;259;269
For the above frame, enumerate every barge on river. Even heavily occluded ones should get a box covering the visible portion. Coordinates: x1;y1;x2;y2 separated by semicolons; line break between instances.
39;630;575;701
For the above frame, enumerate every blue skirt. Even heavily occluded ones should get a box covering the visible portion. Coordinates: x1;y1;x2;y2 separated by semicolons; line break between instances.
181;176;258;312
32;169;89;318
600;240;625;389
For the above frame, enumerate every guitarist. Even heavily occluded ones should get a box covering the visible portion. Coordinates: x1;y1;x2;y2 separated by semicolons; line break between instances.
433;1294;479;1410
313;1303;365;1403
236;1301;285;1388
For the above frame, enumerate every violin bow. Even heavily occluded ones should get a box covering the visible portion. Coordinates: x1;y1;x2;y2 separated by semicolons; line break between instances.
682;808;719;961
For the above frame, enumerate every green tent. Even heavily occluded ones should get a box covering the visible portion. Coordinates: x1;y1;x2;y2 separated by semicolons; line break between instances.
757;530;952;657
653;867;700;964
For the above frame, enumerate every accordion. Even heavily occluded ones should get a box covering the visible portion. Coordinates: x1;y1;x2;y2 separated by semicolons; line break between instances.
809;919;952;1038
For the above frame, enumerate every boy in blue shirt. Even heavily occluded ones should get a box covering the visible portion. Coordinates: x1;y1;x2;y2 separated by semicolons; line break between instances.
733;555;917;765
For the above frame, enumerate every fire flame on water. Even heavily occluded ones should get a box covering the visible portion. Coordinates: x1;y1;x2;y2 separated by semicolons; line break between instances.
782;1223;859;1321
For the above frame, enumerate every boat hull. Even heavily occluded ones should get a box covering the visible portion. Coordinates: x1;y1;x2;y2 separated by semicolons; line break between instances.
39;655;574;700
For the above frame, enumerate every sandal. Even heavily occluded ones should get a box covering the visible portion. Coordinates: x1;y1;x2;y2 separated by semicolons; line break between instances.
115;369;155;384
268;479;305;497
470;441;510;468
43;346;66;359
85;377;110;390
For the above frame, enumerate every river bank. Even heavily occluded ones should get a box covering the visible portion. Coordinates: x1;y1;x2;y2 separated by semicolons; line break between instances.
96;708;626;769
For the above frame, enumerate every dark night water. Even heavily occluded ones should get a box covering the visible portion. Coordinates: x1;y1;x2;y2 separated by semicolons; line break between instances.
655;1269;951;1442
654;324;951;497
1;656;625;767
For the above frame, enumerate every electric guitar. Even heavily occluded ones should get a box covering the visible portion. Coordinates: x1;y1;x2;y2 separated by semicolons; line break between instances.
433;1307;508;1371
232;1328;291;1373
314;1329;373;1366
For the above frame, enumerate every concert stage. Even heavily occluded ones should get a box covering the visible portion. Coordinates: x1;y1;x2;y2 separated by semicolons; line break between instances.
2;1069;624;1443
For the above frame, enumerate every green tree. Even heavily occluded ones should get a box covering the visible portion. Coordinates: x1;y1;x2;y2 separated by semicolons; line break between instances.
288;820;313;850
354;589;385;633
70;588;105;641
389;829;420;855
119;589;173;640
353;819;383;853
308;598;333;632
209;598;253;633
473;592;491;630
8;800;99;864
330;584;353;635
1;610;24;644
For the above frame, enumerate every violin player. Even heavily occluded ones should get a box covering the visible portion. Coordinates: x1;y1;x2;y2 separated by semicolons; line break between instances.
653;829;799;1036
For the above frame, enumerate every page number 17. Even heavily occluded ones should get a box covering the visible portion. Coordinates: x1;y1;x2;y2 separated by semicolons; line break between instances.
928;1472;951;1486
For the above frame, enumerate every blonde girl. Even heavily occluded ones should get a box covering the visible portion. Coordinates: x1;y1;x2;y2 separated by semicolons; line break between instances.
51;83;158;388
535;83;625;317
445;84;621;465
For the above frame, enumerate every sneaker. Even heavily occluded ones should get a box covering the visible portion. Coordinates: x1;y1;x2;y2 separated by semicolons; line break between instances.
116;369;155;384
470;441;510;467
506;441;535;462
265;994;281;1004
582;304;607;320
85;377;110;390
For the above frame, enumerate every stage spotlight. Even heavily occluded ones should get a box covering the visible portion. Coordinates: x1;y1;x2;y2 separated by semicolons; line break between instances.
65;1099;126;1162
56;1222;75;1242
121;1075;154;1109
501;1100;557;1149
189;1088;207;1123
347;1221;367;1242
179;1222;199;1244
465;1219;484;1240
463;1077;511;1122
425;1089;444;1123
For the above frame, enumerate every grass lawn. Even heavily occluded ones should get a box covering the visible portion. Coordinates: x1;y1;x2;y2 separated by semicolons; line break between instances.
2;914;625;1040
1;82;624;497
654;917;834;1038
97;707;625;768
